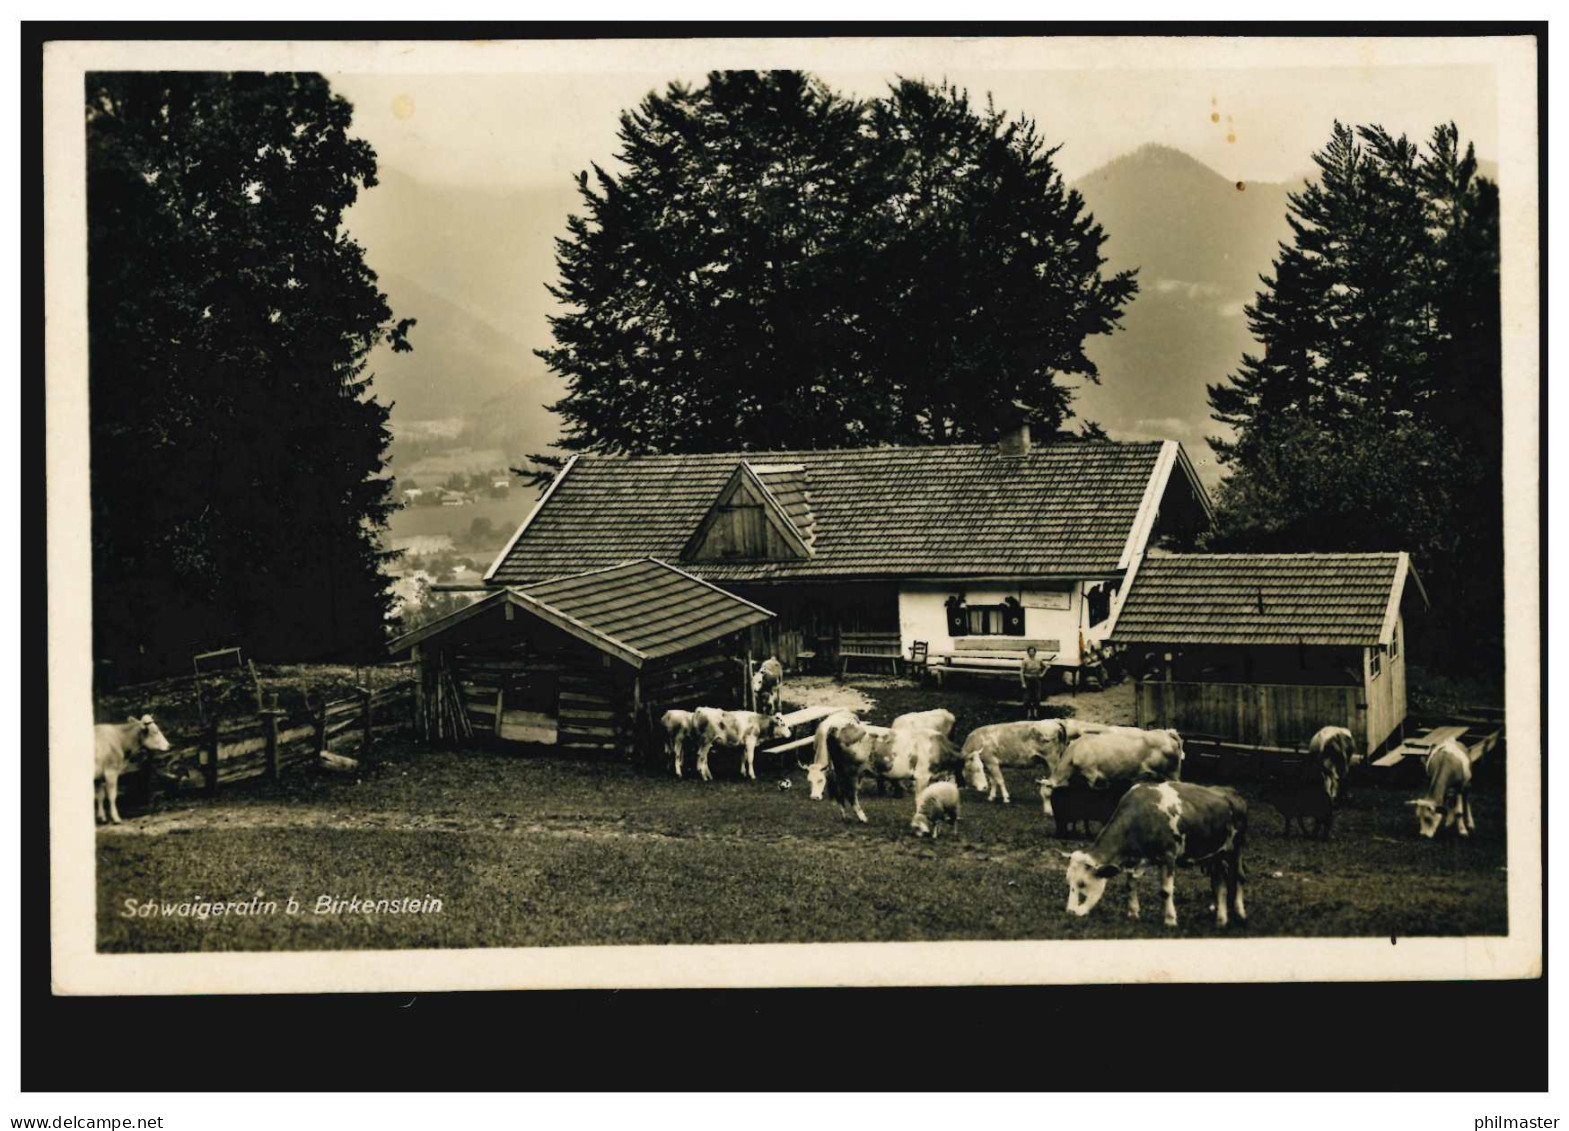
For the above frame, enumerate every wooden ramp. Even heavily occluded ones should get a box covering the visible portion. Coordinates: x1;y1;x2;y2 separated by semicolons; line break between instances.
1371;721;1503;770
757;705;848;761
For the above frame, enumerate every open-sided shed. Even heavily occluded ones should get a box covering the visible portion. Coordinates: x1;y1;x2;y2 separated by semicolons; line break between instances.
387;558;775;755
1110;552;1429;759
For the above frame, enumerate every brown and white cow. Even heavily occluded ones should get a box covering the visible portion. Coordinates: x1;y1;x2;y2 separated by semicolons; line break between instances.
1307;725;1357;803
751;657;785;716
94;715;173;824
660;709;699;779
958;720;1072;804
690;707;791;782
1061;781;1249;929
1034;727;1184;816
1408;738;1475;839
803;712;874;800
808;715;986;823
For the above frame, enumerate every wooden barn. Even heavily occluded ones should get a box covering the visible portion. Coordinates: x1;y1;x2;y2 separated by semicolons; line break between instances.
1110;552;1429;760
387;558;775;756
481;420;1212;681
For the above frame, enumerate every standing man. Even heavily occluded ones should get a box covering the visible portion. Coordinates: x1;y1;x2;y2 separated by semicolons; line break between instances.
1020;645;1053;720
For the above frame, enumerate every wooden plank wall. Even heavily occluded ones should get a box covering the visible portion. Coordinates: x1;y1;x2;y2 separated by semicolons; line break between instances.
1137;680;1364;754
746;623;804;670
641;640;741;716
448;639;635;754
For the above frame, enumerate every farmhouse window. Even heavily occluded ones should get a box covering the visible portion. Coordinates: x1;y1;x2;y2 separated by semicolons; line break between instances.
1390;625;1399;659
963;604;1027;637
1369;650;1382;680
1086;581;1118;628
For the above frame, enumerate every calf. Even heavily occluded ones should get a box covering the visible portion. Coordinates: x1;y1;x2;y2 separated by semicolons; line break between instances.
751;657;785;716
910;778;962;839
1061;781;1249;929
1408;738;1475;839
1038;776;1124;838
690;707;791;782
1261;779;1336;840
660;709;699;778
94;715;172;825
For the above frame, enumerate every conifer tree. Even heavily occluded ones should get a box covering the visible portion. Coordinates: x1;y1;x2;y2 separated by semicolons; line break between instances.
1207;122;1502;669
88;72;415;671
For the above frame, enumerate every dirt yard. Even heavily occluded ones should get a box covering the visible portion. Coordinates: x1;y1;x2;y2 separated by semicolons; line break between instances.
95;672;1508;953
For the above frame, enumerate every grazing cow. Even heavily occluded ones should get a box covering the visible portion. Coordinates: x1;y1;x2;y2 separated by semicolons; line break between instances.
803;711;866;800
958;720;1072;804
1261;779;1336;840
1307;725;1357;803
1037;776;1125;838
1061;781;1249;929
1035;727;1184;816
660;709;699;779
1408;738;1475;839
911;778;962;839
811;717;986;823
690;707;791;782
891;708;957;738
94;715;172;825
751;657;785;716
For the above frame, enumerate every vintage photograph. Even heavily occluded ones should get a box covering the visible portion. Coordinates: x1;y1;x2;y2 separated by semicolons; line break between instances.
44;34;1541;992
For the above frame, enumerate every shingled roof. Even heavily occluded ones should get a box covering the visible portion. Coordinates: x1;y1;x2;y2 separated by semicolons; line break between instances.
1110;552;1427;647
389;558;775;667
486;441;1211;586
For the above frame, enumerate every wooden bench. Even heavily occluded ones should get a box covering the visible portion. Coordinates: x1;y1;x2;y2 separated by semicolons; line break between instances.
928;639;1061;687
838;631;903;678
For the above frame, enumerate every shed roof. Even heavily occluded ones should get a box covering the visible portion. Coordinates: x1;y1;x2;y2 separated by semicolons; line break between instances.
387;558;775;667
485;440;1212;586
1109;552;1427;647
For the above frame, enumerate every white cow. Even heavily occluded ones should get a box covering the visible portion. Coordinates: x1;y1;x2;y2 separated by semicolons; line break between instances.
660;709;699;778
1409;738;1475;838
94;715;172;824
1035;727;1185;816
751;657;785;715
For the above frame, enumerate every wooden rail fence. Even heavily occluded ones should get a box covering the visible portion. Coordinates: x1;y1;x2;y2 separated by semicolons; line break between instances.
156;683;417;797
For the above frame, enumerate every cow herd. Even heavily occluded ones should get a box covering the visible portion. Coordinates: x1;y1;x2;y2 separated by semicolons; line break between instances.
96;670;1481;931
659;690;1482;930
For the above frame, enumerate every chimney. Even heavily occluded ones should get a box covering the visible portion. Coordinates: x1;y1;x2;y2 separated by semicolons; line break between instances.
998;400;1035;458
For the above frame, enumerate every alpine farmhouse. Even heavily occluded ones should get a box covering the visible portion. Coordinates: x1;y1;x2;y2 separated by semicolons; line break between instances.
482;420;1214;676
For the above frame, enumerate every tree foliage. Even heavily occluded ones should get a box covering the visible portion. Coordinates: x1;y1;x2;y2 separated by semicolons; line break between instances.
1206;122;1501;670
88;72;415;673
525;71;1135;480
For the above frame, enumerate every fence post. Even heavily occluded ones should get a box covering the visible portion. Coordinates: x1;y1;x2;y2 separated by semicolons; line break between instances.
313;694;327;756
361;688;375;758
263;696;282;783
204;719;220;796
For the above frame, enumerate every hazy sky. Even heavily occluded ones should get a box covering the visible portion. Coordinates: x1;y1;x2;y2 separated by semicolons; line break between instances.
325;49;1504;480
332;62;1499;191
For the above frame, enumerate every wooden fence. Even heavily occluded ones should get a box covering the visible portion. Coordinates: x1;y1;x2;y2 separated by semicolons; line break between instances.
1136;679;1363;754
159;683;417;796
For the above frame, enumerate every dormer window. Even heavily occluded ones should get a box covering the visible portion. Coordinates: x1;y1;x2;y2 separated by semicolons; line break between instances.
683;462;815;563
